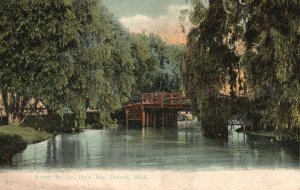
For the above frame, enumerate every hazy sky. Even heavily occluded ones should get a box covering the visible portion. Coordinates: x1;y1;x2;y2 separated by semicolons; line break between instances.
101;0;192;44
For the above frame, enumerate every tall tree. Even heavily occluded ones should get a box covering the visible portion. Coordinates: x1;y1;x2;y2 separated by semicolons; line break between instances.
0;0;136;127
241;0;300;140
63;0;135;127
130;33;185;93
186;0;300;140
149;34;185;92
185;0;241;138
130;33;159;92
0;0;79;124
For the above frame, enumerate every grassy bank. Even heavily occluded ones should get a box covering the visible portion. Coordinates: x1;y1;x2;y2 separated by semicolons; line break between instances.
0;113;107;166
0;126;52;144
0;126;53;166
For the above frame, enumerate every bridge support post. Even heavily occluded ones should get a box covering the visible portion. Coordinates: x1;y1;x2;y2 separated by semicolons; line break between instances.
167;112;170;126
148;112;152;126
174;111;178;126
152;113;154;126
162;112;165;126
166;112;168;126
173;112;176;126
145;112;149;127
125;109;129;128
153;113;156;127
171;112;173;126
169;112;171;126
141;110;145;128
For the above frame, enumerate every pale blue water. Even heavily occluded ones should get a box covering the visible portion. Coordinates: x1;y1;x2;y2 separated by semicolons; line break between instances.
12;124;300;170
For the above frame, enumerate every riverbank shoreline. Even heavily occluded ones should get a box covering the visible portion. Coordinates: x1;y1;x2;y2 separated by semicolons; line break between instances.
0;124;107;166
7;126;300;170
236;128;299;154
0;126;53;166
236;128;299;142
0;113;103;166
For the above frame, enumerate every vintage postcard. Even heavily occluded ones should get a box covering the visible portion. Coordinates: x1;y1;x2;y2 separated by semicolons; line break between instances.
0;0;299;189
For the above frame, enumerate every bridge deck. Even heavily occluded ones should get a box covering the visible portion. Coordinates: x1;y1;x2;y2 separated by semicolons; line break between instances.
125;92;192;127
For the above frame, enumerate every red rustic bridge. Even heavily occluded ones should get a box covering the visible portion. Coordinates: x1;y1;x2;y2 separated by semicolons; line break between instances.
125;92;192;127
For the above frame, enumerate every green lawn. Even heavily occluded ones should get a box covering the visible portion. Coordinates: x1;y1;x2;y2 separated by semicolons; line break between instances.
0;126;53;144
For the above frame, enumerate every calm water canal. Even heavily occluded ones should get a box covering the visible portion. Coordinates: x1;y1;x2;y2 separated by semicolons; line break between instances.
12;123;299;170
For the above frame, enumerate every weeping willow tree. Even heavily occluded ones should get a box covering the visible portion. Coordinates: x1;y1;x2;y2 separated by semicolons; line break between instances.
130;33;159;92
149;34;186;92
0;0;136;127
185;0;243;138
241;0;300;140
186;0;300;140
130;33;185;93
0;0;79;125
65;1;135;127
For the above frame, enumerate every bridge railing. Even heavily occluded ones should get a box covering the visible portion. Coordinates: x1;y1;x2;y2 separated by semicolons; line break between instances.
127;92;191;107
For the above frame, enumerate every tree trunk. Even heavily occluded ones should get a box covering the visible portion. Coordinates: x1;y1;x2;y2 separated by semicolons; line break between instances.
2;91;27;125
75;111;86;129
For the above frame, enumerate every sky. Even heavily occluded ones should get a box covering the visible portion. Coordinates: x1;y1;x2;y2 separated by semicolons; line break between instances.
101;0;192;44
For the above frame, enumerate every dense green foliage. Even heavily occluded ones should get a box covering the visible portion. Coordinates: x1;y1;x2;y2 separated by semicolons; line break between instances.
131;33;185;93
185;0;240;138
0;0;185;128
0;0;136;127
242;0;300;140
0;0;79;124
64;1;136;127
186;0;300;140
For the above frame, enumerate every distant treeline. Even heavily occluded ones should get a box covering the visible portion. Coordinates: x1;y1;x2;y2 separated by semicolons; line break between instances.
0;0;185;127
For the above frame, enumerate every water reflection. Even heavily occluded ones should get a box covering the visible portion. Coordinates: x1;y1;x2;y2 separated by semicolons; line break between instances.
12;124;299;170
